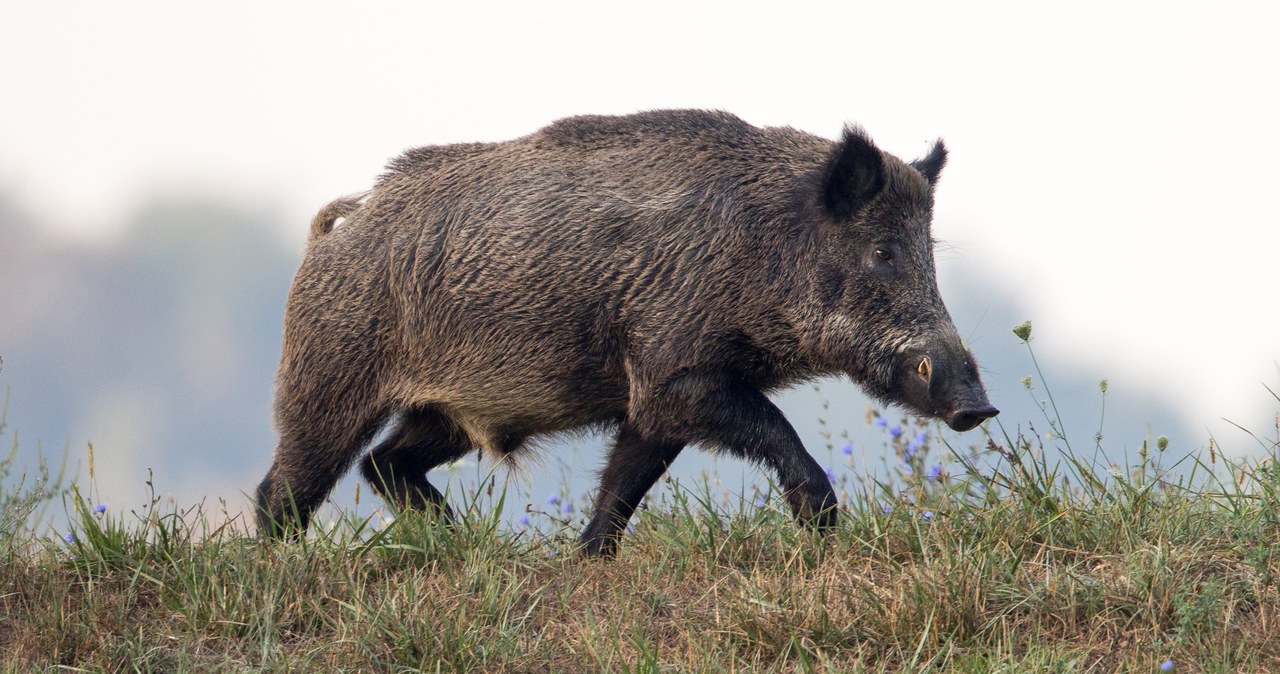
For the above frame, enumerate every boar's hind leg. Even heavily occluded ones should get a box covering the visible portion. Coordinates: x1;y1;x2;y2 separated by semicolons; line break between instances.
256;412;388;539
359;406;471;518
580;425;684;557
662;374;838;530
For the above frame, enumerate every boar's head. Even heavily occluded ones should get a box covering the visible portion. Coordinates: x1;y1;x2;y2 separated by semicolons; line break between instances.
802;127;997;432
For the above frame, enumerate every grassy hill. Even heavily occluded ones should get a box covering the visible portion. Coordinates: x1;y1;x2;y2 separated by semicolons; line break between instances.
4;403;1279;673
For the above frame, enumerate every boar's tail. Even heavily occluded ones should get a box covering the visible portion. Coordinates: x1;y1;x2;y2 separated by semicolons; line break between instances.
309;193;368;242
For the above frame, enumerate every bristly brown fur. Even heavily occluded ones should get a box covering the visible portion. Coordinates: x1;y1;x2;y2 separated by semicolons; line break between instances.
256;109;996;555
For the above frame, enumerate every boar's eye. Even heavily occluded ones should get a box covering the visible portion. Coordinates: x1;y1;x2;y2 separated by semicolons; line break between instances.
867;244;898;275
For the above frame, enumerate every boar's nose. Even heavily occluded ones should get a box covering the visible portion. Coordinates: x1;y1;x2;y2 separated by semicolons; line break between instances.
945;404;1000;432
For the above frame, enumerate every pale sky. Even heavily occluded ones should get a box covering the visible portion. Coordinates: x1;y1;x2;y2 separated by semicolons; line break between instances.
3;1;1278;447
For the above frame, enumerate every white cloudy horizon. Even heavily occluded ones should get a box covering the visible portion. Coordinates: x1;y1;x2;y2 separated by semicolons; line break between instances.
2;0;1277;450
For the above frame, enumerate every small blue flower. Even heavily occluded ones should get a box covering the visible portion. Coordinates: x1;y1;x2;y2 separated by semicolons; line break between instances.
874;417;888;429
889;426;903;439
625;523;635;535
907;432;926;457
753;496;767;508
63;531;75;545
518;514;531;526
921;511;934;521
561;502;574;515
840;443;853;456
824;466;836;482
93;503;107;515
1160;660;1173;671
927;464;942;481
545;493;561;507
881;503;892;514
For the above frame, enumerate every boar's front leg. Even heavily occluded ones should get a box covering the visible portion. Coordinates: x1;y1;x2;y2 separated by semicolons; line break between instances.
663;375;839;530
581;424;684;557
581;372;838;557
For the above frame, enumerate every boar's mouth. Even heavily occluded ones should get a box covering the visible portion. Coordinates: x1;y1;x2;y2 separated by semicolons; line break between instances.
892;346;999;432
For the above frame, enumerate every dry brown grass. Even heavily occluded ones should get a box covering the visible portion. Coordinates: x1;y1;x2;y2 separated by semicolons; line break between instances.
4;462;1280;673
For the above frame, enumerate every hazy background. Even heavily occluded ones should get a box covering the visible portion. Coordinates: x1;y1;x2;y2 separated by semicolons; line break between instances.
1;2;1276;524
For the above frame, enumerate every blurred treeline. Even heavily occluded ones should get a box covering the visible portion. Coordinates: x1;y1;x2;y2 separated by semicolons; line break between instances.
0;193;297;507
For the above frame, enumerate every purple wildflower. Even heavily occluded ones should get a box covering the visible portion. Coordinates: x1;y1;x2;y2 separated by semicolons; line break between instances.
561;501;574;515
906;432;925;457
874;417;888;429
889;426;903;439
518;514;531;526
927;464;942;481
545;493;561;507
63;532;75;544
93;503;107;514
1160;661;1173;671
824;466;836;483
840;443;854;456
881;503;893;514
754;496;767;508
921;511;934;521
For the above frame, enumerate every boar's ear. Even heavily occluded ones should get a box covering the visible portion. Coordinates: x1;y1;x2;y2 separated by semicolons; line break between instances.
821;126;885;220
911;139;947;187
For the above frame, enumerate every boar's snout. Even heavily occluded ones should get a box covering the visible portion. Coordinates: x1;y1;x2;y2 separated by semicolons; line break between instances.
894;342;998;432
946;401;1000;433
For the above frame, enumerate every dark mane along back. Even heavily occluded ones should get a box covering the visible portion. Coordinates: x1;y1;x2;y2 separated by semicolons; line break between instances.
378;142;494;185
536;109;754;149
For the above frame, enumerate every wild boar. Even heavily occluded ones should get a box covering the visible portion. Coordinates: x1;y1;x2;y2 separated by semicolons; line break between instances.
255;109;997;556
